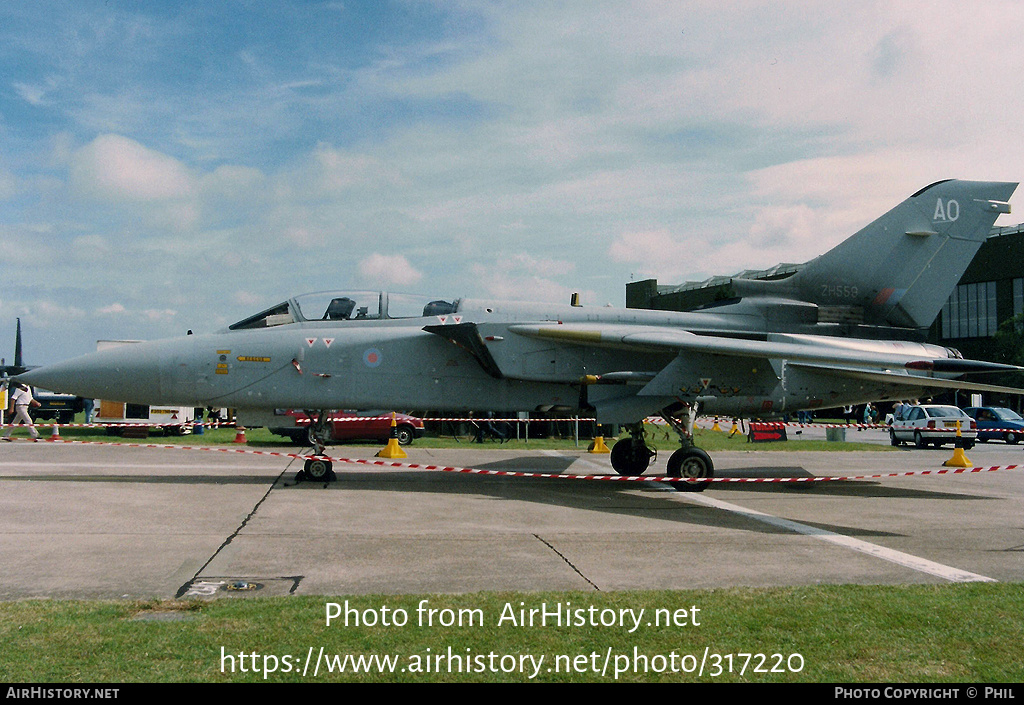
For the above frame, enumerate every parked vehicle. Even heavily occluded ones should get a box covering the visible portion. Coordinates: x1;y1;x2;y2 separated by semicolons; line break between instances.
270;410;425;446
27;387;83;424
889;404;976;449
96;401;196;435
963;406;1024;444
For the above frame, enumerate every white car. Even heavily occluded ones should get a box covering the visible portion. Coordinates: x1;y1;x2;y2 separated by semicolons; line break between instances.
889;405;977;449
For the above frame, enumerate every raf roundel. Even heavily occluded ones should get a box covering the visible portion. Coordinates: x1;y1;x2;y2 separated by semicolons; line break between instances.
363;348;383;368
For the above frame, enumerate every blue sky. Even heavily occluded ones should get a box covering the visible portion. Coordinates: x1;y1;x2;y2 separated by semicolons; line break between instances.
3;1;1024;364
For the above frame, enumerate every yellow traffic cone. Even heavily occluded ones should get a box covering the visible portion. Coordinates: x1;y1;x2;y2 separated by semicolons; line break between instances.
711;418;722;432
588;436;611;453
728;419;740;437
376;413;408;459
943;421;973;468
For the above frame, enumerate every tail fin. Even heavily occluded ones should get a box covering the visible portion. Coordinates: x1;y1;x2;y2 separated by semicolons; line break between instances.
787;179;1017;330
13;318;22;369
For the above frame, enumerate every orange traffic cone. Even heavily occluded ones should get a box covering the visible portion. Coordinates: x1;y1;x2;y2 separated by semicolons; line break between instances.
233;425;247;444
376;413;408;459
47;423;61;442
943;421;972;468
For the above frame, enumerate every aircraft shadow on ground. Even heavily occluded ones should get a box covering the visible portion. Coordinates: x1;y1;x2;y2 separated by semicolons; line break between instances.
276;456;993;539
2;453;994;540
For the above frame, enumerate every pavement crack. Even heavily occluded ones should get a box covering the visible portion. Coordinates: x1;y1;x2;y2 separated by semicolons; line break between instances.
174;459;297;598
533;533;600;591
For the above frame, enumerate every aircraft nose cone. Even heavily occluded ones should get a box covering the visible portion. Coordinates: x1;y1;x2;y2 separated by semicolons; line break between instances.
18;342;164;403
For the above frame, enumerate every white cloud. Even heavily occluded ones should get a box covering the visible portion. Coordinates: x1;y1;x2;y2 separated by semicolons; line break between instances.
608;228;701;282
358;253;423;287
468;253;583;303
70;134;195;202
142;308;177;322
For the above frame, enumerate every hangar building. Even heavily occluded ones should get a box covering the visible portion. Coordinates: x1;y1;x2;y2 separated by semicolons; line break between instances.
625;223;1024;368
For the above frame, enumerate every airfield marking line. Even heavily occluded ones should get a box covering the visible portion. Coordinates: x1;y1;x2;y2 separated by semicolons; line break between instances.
668;491;997;584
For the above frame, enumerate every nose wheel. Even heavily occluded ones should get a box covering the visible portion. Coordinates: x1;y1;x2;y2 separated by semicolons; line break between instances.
298;410;336;482
302;456;335;482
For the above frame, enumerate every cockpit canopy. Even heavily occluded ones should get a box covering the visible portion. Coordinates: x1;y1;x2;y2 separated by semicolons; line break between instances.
229;291;457;330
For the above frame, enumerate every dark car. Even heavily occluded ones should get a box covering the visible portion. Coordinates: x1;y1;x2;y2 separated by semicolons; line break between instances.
270;410;425;446
963;407;1024;444
28;387;84;424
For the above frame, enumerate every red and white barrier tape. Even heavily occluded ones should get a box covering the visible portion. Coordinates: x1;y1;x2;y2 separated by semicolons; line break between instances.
15;437;1021;484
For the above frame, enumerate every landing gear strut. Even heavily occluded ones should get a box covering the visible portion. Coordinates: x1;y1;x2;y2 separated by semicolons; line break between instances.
660;407;714;492
607;405;714;492
300;410;336;482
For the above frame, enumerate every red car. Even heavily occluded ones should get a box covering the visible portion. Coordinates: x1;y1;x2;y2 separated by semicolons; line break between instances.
270;410;425;446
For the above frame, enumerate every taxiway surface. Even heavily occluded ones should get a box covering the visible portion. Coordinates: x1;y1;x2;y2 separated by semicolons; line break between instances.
1;432;1023;599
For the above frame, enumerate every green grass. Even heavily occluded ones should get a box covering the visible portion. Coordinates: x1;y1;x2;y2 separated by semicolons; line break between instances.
2;584;1022;682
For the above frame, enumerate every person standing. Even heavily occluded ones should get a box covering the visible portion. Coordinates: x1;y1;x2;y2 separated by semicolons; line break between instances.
3;383;40;441
863;402;876;425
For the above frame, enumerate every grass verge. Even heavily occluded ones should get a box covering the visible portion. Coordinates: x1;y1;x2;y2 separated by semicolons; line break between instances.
2;584;1021;682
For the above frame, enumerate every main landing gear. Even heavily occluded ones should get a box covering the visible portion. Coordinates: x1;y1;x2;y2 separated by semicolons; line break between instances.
608;406;714;492
299;410;336;482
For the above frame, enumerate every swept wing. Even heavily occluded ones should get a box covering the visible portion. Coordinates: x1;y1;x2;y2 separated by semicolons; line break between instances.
506;322;1024;396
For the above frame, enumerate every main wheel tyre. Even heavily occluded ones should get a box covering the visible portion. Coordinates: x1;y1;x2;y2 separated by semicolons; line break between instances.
610;438;655;476
666;448;714;492
303;457;335;482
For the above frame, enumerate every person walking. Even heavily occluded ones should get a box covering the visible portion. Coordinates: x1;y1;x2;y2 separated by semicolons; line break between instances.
3;383;40;441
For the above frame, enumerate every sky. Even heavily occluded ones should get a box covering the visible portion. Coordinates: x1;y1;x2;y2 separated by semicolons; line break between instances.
3;1;1024;365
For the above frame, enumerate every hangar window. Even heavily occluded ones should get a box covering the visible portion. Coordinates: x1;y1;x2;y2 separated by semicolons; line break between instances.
941;281;997;339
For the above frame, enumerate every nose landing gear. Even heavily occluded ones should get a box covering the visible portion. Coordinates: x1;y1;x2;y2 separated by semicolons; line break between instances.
299;410;336;482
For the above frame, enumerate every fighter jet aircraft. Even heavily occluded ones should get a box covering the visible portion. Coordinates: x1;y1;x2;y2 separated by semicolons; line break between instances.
18;179;1024;489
